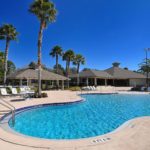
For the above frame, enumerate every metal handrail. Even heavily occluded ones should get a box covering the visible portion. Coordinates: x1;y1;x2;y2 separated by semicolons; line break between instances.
0;99;15;126
0;98;15;110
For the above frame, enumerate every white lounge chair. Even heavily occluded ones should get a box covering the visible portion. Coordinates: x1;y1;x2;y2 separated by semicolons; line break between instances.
25;87;35;94
89;86;93;90
86;86;91;90
82;86;90;91
0;88;10;96
11;88;26;96
20;86;35;97
92;86;97;91
147;87;150;92
20;87;26;94
141;87;145;91
11;88;18;95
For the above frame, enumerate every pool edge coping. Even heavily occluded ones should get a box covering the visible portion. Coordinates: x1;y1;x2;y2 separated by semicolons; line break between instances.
0;92;150;149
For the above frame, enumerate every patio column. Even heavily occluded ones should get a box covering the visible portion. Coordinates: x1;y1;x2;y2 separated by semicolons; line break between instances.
19;79;22;86
12;80;15;86
57;80;59;88
94;78;97;86
28;79;31;86
105;79;107;86
61;80;64;90
52;81;54;87
27;79;29;86
86;78;89;86
113;79;115;86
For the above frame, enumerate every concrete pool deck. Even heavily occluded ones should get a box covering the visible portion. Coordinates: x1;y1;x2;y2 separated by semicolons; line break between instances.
0;90;150;150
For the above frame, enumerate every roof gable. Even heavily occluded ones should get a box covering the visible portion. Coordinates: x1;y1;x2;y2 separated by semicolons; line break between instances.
70;70;112;78
105;67;145;79
7;68;68;80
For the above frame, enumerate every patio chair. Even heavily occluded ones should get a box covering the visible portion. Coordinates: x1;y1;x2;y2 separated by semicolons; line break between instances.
11;88;27;96
92;86;97;91
20;86;35;98
141;87;146;91
25;87;35;94
20;87;26;93
90;86;96;91
82;86;90;91
147;87;150;92
0;88;11;96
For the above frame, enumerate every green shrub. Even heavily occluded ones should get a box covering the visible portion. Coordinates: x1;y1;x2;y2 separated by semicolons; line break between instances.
31;87;38;93
41;92;48;98
131;86;143;91
42;84;47;91
6;87;12;94
16;87;20;93
65;86;81;91
34;92;48;98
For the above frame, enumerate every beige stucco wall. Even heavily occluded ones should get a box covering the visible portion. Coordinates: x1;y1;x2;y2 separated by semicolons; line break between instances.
129;79;146;87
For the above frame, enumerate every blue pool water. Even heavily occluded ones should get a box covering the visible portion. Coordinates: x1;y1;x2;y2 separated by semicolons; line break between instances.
9;94;150;139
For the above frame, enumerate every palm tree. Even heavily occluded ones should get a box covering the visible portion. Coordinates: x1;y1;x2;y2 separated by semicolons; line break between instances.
63;50;75;77
63;50;75;87
50;45;63;74
73;54;85;74
29;0;57;97
0;24;18;85
73;54;85;85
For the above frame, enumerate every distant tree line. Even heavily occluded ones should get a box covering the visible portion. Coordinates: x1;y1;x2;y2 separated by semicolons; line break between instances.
0;24;18;85
28;45;86;77
0;51;16;84
49;46;85;76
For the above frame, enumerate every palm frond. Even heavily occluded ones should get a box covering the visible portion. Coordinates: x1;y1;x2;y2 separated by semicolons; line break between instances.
0;24;18;41
29;0;57;27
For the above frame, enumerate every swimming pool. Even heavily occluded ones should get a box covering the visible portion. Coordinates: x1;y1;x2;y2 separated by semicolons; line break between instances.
9;94;150;139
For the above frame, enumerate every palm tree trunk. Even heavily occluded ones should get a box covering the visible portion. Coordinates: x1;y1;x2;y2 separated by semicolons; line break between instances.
65;61;68;77
37;21;44;97
56;54;59;88
77;63;80;74
56;54;58;74
67;61;70;76
3;38;10;85
77;63;80;86
67;61;70;88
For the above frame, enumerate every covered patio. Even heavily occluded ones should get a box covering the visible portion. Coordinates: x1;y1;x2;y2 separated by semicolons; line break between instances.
69;70;113;86
72;77;129;87
7;68;69;90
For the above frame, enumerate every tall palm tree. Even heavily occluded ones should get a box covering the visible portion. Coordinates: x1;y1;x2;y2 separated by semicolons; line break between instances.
50;45;63;74
0;24;18;85
63;50;75;87
73;54;85;74
73;54;85;85
29;0;57;97
63;50;75;77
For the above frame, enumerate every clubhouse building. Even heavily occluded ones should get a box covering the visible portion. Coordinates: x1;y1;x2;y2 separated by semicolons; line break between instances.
69;63;146;87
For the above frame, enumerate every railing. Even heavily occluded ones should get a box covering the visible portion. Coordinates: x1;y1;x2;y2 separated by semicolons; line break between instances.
0;98;16;126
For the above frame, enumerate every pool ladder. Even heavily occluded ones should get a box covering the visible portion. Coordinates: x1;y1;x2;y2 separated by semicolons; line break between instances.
0;98;16;126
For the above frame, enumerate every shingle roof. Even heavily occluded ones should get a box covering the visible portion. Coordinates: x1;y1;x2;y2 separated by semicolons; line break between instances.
7;68;69;80
105;67;146;79
69;70;112;78
70;67;146;79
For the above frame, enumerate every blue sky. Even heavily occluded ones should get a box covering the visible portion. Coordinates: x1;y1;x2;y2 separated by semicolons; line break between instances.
0;0;150;71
